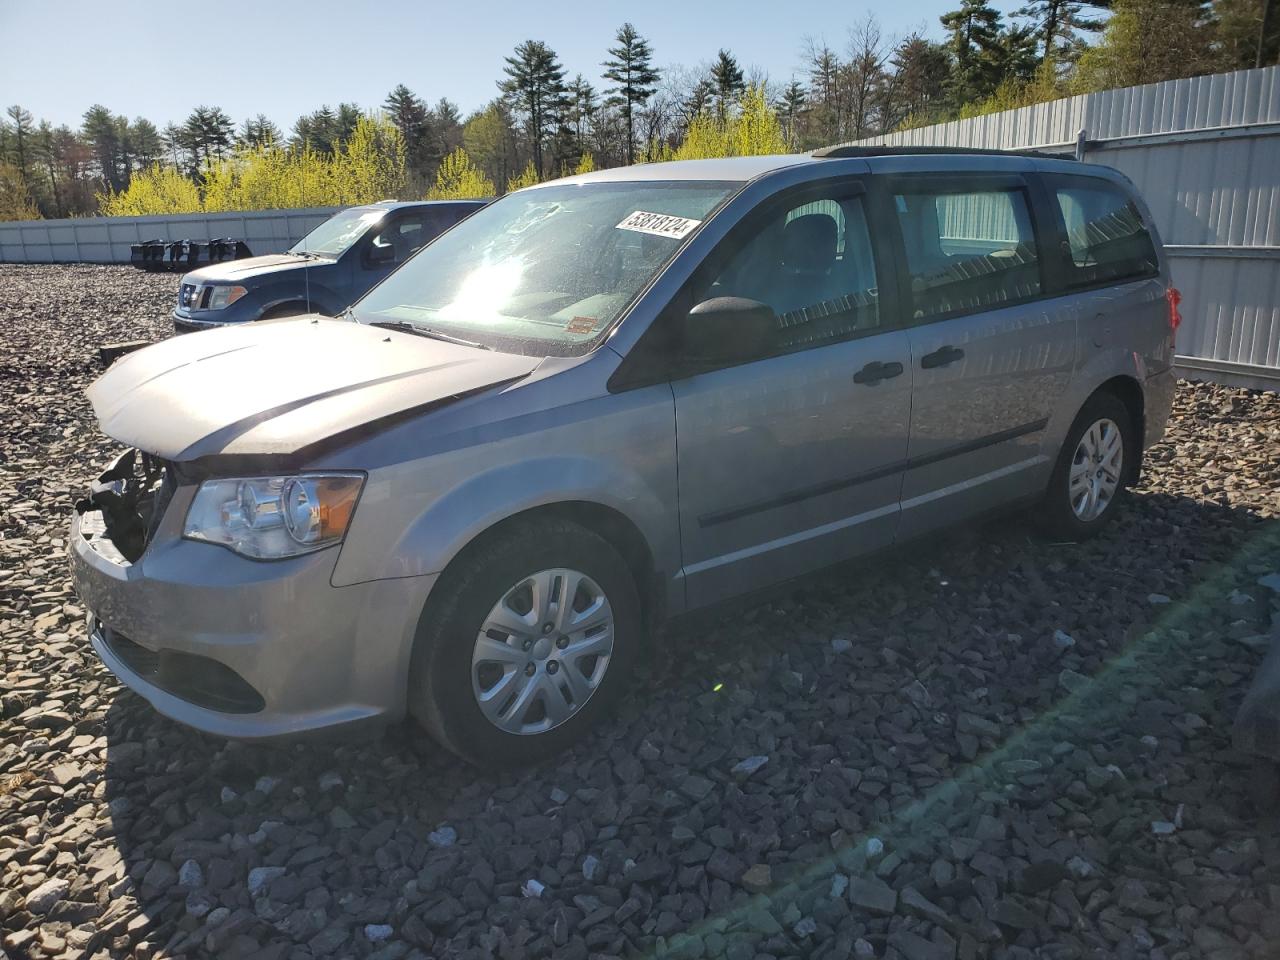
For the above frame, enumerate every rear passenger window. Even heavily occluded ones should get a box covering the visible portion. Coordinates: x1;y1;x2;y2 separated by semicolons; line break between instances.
1053;180;1158;287
894;187;1041;321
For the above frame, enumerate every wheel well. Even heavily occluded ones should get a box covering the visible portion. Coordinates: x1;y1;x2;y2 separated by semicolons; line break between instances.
1094;375;1145;482
434;502;660;628
258;301;314;320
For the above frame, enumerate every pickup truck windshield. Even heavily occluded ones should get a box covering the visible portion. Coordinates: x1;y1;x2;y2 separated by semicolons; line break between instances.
290;207;387;258
353;181;735;356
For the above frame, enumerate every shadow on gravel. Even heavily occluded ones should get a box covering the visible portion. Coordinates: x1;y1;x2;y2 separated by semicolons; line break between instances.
97;490;1280;958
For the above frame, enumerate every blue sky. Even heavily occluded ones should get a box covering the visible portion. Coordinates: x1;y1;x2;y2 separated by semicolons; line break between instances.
1;0;1022;131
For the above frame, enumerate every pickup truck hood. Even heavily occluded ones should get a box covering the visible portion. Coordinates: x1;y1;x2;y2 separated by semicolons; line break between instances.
87;318;540;461
183;253;325;283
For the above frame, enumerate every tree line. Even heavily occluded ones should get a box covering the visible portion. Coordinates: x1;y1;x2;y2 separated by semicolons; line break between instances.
1;0;1276;220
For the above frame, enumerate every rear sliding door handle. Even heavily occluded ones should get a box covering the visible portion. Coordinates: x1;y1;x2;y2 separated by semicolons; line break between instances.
853;360;904;385
921;345;965;369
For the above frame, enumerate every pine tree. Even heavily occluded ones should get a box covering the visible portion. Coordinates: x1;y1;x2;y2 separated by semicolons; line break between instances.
183;106;235;168
500;40;568;177
779;80;806;145
602;23;660;164
81;105;122;189
383;84;430;179
130;118;163;169
565;75;598;161
891;34;953;125
940;0;1006;107
239;115;281;149
1014;0;1105;64
710;50;746;120
4;106;33;188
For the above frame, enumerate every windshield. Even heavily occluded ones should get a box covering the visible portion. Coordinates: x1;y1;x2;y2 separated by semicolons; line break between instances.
290;207;387;258
352;181;736;356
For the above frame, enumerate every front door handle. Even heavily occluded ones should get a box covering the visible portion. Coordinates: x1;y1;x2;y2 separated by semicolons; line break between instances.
853;360;904;385
921;345;965;369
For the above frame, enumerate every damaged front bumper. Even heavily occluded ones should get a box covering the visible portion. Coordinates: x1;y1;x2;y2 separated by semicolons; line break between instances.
69;451;435;739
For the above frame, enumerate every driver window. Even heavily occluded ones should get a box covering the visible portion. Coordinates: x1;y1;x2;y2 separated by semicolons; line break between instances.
368;213;431;266
697;190;879;358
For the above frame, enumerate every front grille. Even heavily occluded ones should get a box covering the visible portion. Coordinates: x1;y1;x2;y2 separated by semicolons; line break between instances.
103;628;265;714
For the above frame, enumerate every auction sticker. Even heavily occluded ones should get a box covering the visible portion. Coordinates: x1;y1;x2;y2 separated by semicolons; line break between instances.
565;316;597;334
616;210;702;239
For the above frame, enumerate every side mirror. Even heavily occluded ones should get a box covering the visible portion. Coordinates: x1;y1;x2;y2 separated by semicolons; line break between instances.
684;297;776;365
364;242;395;267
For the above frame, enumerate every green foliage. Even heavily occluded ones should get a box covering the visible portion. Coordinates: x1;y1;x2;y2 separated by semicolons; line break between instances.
99;115;405;215
98;164;201;215
506;159;540;192
958;58;1064;117
427;148;496;199
646;85;792;162
0;162;40;221
1072;0;1219;91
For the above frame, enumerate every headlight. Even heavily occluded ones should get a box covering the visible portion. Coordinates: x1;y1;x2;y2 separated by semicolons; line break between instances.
207;285;248;310
183;474;364;559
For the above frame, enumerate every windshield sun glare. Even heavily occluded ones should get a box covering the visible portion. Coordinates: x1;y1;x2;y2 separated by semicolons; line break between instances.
354;181;735;356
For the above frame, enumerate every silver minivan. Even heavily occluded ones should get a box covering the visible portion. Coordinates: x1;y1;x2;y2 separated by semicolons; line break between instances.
70;149;1178;764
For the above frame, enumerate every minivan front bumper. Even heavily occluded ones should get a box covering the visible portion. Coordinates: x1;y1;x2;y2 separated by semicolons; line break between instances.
70;505;434;739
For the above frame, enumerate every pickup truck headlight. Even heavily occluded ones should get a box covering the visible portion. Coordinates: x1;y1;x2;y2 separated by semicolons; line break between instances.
183;474;364;559
207;285;248;310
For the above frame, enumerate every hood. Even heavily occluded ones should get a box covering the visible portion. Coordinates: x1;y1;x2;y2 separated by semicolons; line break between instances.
87;318;541;461
183;253;326;283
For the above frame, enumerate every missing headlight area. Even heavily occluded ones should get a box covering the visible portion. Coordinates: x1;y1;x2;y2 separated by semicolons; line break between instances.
74;449;175;563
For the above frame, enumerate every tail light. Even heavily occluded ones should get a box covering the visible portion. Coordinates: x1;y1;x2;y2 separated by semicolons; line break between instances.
1165;286;1182;337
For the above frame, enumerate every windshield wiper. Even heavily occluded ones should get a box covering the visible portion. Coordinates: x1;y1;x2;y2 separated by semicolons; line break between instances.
367;320;491;351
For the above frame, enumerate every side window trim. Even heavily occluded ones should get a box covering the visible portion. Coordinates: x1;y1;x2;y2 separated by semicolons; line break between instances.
881;172;1053;329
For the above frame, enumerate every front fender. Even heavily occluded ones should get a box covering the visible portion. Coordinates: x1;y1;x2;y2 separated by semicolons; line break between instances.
331;455;675;590
251;280;339;318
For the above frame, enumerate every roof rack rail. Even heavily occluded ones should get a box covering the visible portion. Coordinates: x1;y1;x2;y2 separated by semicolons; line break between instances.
811;144;1076;161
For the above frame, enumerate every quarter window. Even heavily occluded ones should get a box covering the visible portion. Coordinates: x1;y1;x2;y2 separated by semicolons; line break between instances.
696;191;880;358
894;187;1041;320
1054;180;1158;287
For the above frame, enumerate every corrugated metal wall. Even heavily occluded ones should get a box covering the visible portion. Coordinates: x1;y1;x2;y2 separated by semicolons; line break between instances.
851;66;1280;381
0;207;339;264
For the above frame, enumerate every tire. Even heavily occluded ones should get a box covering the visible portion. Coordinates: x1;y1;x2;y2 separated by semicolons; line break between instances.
1039;391;1135;541
408;518;642;767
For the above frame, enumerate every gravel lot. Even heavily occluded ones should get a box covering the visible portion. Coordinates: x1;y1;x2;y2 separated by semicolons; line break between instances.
2;263;1280;960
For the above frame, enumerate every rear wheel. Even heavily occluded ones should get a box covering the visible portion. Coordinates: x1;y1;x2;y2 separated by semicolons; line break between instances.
1039;391;1134;540
409;518;641;767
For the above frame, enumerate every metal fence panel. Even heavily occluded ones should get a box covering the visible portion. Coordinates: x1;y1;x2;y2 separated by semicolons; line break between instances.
0;207;340;264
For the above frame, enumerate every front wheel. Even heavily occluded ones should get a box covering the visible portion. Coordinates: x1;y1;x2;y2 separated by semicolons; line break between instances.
409;518;642;767
1039;392;1133;540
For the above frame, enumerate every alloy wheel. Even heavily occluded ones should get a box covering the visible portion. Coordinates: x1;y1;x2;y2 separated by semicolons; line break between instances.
471;568;615;735
1069;417;1124;521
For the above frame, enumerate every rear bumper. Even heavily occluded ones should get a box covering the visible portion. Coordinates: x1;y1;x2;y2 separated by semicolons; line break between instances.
70;506;435;739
